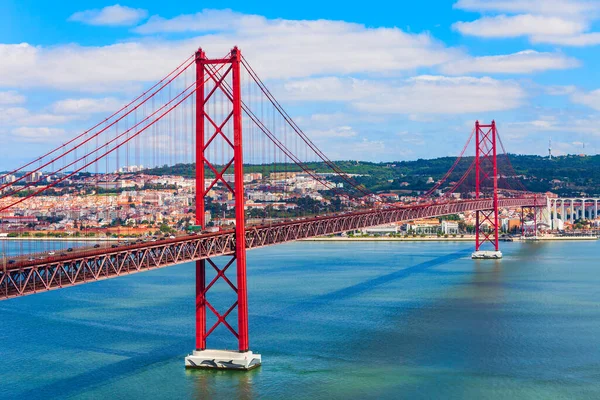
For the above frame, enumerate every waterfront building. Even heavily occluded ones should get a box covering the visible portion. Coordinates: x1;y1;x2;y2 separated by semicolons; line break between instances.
441;221;459;235
407;218;442;234
363;224;399;235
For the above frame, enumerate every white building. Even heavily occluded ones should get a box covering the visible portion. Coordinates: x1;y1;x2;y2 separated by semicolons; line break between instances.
406;220;441;234
26;171;43;183
96;180;135;190
1;174;16;184
363;224;399;235
552;218;564;230
441;221;459;234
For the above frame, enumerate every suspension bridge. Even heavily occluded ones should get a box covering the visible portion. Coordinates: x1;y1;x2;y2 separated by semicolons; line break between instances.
0;47;546;370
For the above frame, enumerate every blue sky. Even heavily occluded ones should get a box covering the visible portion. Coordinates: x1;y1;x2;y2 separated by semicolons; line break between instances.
1;0;600;168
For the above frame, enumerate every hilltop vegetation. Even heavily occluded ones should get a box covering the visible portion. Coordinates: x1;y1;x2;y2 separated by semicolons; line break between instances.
145;154;600;197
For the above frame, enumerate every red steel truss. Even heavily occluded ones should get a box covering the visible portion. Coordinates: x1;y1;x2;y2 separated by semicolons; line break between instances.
194;47;249;352
474;120;500;252
0;196;543;301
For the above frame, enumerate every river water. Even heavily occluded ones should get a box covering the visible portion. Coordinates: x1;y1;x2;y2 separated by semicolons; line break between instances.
0;240;598;399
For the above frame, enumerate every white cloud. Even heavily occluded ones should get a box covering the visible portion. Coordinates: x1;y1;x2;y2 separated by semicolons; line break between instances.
397;131;426;145
505;114;600;141
499;112;600;155
280;77;382;101
69;4;148;26
134;9;250;34
0;107;75;126
454;0;600;17
0;91;25;105
553;141;587;155
0;9;463;91
135;10;459;79
51;97;124;114
307;126;358;139
531;32;600;46
0;107;29;123
0;15;460;91
11;127;66;143
508;118;557;130
0;42;193;92
453;14;585;38
354;76;526;115
280;75;526;115
529;120;555;129
441;50;579;74
307;112;348;124
316;137;407;161
571;89;600;110
453;0;600;46
544;85;577;96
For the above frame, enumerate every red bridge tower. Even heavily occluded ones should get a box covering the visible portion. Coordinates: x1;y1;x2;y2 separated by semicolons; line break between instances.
472;120;502;260
185;47;261;370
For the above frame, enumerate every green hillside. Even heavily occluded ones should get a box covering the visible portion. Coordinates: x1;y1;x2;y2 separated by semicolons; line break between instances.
144;154;600;197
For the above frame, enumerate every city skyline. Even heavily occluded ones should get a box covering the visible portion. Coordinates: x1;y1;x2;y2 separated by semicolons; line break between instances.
1;0;600;169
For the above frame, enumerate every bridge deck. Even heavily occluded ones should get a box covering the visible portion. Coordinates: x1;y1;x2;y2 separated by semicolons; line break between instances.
0;197;542;300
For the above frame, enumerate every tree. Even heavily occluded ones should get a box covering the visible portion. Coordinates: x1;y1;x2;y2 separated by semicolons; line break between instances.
159;224;173;234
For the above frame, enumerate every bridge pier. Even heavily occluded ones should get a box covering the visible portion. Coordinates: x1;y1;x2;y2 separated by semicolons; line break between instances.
185;349;262;370
472;250;502;259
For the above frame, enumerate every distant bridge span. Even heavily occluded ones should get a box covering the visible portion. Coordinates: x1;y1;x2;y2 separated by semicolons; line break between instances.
0;196;543;300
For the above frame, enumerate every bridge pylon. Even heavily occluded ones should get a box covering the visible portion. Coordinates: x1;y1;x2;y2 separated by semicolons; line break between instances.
472;120;502;260
185;47;261;370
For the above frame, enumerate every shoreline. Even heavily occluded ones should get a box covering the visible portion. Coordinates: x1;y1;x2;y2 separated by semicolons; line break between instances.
302;236;475;242
301;235;598;242
516;236;598;241
0;237;120;242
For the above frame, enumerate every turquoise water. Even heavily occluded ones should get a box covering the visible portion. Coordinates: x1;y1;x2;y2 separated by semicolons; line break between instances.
1;240;100;257
0;240;599;399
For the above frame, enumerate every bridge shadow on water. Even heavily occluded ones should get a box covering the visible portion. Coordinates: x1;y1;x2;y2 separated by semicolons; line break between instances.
269;248;472;318
12;330;191;400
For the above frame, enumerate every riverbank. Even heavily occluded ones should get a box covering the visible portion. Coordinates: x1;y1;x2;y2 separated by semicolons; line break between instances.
0;237;120;241
517;235;598;241
302;235;598;242
302;236;475;242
